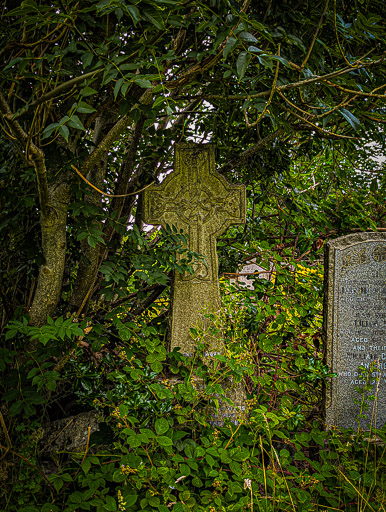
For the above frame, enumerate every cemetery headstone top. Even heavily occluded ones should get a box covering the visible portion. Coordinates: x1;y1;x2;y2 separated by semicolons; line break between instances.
143;143;246;356
324;232;386;430
226;257;272;290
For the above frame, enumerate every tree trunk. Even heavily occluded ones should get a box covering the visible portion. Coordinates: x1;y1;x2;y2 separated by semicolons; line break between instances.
29;181;70;326
69;111;114;313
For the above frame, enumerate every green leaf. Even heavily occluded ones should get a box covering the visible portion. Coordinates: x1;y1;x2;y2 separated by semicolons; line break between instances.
41;123;59;140
248;45;262;53
269;55;290;67
81;86;98;97
3;388;20;401
58;125;69;141
143;11;164;30
153;96;165;108
126;5;140;26
236;52;251;79
114;78;125;100
340;108;361;130
82;459;91;474
223;37;238;59
76;101;97;113
121;81;131;96
4;57;23;71
157;435;173;446
192;476;203;487
82;52;93;69
229;461;242;475
239;31;257;42
105;495;117;511
134;78;152;88
68;115;85;131
41;505;59;512
155;417;169;435
205;454;215;466
123;495;138;507
9;400;24;416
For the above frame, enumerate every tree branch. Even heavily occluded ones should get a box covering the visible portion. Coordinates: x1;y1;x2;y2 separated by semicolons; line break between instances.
79;88;154;178
12;31;166;119
0;92;70;326
217;128;284;175
128;285;167;318
173;55;385;102
0;92;49;217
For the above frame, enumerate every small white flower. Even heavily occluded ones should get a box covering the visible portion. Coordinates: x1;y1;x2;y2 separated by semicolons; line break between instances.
244;478;252;490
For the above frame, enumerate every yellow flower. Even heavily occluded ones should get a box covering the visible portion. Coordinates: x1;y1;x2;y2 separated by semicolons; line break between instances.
117;489;127;511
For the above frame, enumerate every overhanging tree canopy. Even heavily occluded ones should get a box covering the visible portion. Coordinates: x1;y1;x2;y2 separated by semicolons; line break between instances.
0;0;385;327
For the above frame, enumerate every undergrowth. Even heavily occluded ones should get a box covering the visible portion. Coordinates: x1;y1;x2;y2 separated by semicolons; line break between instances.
1;261;385;511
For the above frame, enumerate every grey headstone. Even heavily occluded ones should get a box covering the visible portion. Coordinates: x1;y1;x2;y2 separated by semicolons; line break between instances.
228;257;272;289
324;232;386;429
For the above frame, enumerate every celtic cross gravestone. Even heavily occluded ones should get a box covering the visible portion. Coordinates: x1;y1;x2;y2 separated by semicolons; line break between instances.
324;232;386;429
143;143;246;426
144;143;246;356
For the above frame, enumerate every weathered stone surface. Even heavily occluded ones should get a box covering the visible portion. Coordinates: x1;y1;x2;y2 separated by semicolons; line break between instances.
227;257;272;290
170;377;247;426
324;232;386;429
39;411;100;453
144;143;246;356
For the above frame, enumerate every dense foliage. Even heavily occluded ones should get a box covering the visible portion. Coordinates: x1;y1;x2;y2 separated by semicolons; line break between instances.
0;0;385;510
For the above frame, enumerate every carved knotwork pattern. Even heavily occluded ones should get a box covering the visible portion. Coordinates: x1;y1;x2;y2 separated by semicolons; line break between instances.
339;247;367;273
372;245;386;262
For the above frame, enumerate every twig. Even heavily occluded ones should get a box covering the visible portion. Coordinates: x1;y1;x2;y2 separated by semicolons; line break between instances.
40;418;74;453
71;164;155;198
0;410;11;460
0;444;54;491
301;0;329;69
73;426;91;479
217;127;284;174
244;45;281;127
174;56;385;102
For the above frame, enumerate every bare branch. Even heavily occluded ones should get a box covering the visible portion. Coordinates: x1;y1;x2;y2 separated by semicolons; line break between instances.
217;128;284;175
11;31;167;120
79;88;154;178
0;92;49;216
173;55;385;102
